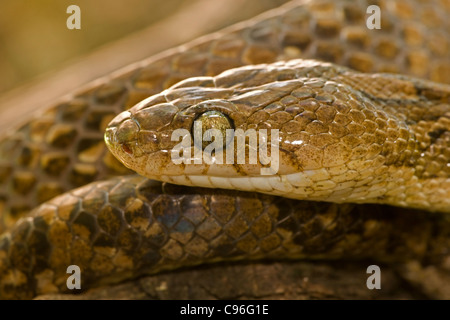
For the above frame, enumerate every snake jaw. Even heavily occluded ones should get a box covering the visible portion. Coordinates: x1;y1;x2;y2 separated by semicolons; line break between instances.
103;58;450;213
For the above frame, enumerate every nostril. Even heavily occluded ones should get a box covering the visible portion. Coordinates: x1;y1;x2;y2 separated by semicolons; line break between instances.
121;143;133;155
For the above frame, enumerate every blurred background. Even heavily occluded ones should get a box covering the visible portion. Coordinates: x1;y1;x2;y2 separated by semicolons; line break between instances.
0;0;289;130
0;0;286;95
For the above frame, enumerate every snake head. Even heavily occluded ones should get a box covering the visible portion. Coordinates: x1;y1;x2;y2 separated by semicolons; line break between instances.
105;59;450;212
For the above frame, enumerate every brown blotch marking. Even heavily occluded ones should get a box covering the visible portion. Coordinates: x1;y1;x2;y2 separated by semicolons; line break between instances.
112;249;134;270
212;37;245;58
103;152;131;174
11;219;31;243
293;218;325;248
48;220;71;249
151;195;180;228
0;136;22;157
180;195;207;225
164;75;187;89
72;211;97;241
117;228;140;251
270;111;293;124
314;18;341;37
69;163;98;187
251;210;274;238
282;31;311;51
0;164;11;183
48;247;71;272
134;62;169;90
9;206;31;227
420;6;441;28
9;242;30;272
196;217;222;240
1;269;30;298
33;207;55;232
27;229;50;260
36;183;64;204
343;5;364;22
349;109;366;124
184;236;209;257
300;99;320;112
243;45;278;64
210;195;235;225
0;244;8;266
160;238;184;260
90;254;115;274
236;197;263;222
375;38;399;59
427;129;446;145
342;26;369;48
85;110;117;131
35;269;58;296
143;222;167;246
93;232;116;251
17;146;40;168
314;43;343;63
94;83;127;105
40;152;70;176
236;233;257;254
347;52;374;73
170;218;195;244
45;124;77;148
29;119;54;143
124;198;150;231
70;237;93;266
346;123;365;136
98;205;123;236
224;215;249;240
277;214;300;236
310;133;338;148
76;138;105;163
209;234;237;257
60;100;88;122
259;233;282;252
12;171;36;195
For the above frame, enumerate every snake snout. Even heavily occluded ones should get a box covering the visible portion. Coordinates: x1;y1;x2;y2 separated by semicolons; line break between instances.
105;114;140;156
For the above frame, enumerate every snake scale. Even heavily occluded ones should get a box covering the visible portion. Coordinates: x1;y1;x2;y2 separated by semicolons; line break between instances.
0;0;449;299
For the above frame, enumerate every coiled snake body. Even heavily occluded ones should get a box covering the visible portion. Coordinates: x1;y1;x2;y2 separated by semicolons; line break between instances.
0;0;449;299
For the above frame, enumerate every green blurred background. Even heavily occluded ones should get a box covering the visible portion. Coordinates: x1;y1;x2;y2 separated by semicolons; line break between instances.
0;0;288;94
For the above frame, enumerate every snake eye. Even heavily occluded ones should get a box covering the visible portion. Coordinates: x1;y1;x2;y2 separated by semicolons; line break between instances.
192;110;234;150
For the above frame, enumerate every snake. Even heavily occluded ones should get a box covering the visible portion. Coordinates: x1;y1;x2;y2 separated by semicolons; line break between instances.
0;0;449;299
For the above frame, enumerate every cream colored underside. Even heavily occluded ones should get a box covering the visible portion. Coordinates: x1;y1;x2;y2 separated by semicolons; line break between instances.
146;165;450;213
